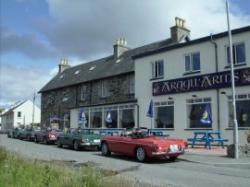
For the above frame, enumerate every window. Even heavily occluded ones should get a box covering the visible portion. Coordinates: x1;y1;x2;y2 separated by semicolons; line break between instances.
17;112;21;118
90;109;102;128
105;109;117;128
128;75;134;94
185;52;200;72
152;60;164;78
119;109;135;128
154;105;174;128
187;102;212;128
228;96;250;127
99;81;110;98
227;43;246;65
80;85;87;101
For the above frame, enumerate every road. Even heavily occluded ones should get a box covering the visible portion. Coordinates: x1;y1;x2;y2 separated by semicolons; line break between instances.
1;134;250;187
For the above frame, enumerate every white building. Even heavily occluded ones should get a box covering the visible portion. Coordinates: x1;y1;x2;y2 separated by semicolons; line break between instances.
1;100;41;130
134;18;250;144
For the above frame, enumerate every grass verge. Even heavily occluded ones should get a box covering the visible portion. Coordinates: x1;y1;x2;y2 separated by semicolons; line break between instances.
0;147;163;187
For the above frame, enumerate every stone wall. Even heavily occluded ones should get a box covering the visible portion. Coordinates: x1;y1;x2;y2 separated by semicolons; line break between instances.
227;144;250;158
41;73;135;128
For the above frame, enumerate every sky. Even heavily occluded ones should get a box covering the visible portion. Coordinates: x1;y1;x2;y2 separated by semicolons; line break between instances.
0;0;250;109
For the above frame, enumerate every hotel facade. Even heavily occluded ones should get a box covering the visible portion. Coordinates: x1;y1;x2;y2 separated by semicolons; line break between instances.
134;19;250;144
40;18;250;144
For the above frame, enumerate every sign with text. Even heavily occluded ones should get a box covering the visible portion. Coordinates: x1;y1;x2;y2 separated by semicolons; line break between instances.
152;67;250;96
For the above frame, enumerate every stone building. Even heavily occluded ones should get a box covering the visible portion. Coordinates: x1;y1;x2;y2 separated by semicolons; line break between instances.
39;18;188;129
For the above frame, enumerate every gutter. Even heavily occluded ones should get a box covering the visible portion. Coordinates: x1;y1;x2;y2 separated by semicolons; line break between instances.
210;34;220;131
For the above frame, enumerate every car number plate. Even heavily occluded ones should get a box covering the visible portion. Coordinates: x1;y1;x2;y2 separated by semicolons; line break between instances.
93;139;100;143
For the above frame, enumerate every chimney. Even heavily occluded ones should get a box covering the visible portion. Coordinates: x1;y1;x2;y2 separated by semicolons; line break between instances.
113;38;129;58
170;17;190;43
58;58;70;73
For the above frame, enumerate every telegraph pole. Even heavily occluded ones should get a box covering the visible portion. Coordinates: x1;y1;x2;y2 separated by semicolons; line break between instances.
32;92;35;126
226;0;239;159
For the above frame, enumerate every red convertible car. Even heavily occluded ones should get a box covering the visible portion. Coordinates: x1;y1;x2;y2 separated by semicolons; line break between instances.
101;129;187;162
34;128;62;144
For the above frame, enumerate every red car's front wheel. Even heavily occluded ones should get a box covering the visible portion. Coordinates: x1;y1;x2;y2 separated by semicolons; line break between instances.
136;147;147;162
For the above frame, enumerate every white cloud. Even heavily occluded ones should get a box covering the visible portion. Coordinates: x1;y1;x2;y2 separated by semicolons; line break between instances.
0;63;52;108
44;0;250;59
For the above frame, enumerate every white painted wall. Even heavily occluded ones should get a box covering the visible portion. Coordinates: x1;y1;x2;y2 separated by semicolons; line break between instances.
1;100;41;130
135;30;250;144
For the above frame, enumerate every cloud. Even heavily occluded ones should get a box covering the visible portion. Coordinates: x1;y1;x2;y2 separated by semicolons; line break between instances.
0;26;58;59
38;0;250;60
0;63;52;108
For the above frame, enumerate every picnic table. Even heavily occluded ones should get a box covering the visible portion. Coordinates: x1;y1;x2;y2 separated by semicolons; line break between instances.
187;131;228;149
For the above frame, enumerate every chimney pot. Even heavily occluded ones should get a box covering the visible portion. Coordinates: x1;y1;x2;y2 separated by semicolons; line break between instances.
58;58;70;73
113;37;129;58
171;17;190;43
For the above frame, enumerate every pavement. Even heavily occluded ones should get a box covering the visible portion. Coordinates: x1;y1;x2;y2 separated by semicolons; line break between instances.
181;146;250;167
1;134;250;187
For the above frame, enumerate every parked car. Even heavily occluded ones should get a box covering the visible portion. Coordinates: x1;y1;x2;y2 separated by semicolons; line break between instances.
34;128;62;144
7;128;22;138
101;128;188;162
57;128;102;151
18;127;36;141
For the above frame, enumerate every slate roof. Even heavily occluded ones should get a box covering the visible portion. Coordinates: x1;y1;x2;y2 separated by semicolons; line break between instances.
39;38;174;93
133;25;250;59
0;100;26;116
39;25;250;93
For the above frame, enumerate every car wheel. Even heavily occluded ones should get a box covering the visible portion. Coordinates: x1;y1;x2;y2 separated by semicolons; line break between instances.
27;135;31;141
136;147;147;162
42;137;49;144
34;136;38;143
96;145;101;151
7;134;10;138
101;142;110;156
57;139;63;148
169;156;177;162
73;140;80;151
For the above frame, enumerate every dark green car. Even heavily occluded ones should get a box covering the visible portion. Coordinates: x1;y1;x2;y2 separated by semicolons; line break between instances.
57;128;102;151
7;128;22;138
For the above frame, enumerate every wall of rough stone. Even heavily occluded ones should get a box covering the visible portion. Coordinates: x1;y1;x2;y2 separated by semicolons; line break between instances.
227;144;250;158
41;73;135;128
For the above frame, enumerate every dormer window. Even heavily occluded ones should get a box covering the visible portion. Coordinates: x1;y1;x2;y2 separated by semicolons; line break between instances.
59;74;64;79
74;70;80;75
89;65;96;71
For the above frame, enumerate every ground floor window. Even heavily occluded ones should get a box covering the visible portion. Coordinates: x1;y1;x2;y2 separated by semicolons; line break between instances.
229;96;250;127
90;109;102;128
154;105;174;128
119;109;135;128
105;109;118;128
187;98;212;128
78;109;89;128
73;104;136;128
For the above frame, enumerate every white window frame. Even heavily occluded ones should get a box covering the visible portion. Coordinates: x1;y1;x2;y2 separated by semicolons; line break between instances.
128;75;134;94
152;60;164;79
226;42;246;65
80;85;87;101
186;97;212;129
154;101;174;129
228;93;250;128
184;52;200;73
99;80;110;98
17;112;22;118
